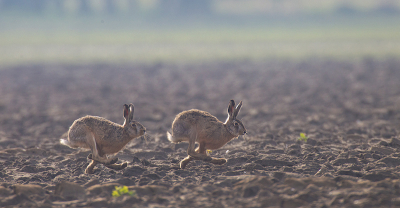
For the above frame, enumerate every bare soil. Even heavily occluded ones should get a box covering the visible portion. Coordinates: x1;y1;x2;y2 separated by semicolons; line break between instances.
1;59;400;207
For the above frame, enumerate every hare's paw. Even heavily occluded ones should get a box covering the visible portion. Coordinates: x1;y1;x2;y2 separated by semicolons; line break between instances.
105;157;118;165
120;162;128;169
85;160;98;174
210;158;227;165
85;168;95;174
180;158;192;169
88;154;118;165
110;157;118;164
105;162;128;171
203;156;213;162
85;165;96;174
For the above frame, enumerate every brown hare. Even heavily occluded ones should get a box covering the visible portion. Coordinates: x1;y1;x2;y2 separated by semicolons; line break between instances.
60;103;146;174
168;100;246;169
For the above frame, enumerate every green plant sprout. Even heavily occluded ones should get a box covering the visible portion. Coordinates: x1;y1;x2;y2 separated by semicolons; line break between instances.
206;149;212;155
112;186;135;198
298;133;308;142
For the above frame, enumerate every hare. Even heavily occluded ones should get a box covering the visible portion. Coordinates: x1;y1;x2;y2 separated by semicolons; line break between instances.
60;103;146;174
167;100;246;169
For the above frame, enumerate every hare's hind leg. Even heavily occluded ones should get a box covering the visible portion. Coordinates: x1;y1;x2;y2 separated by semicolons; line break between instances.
87;154;126;171
186;133;212;161
104;163;128;171
87;153;118;165
180;142;210;169
197;143;226;166
86;133;117;165
209;158;227;165
86;159;126;173
197;143;227;165
207;149;227;165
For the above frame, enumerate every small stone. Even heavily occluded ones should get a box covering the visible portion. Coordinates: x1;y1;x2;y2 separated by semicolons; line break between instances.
0;186;12;196
14;184;45;196
86;183;120;197
379;157;400;167
54;181;86;200
389;138;400;147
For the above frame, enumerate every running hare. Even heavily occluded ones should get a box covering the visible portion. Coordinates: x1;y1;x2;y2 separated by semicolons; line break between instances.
168;100;246;169
60;103;146;174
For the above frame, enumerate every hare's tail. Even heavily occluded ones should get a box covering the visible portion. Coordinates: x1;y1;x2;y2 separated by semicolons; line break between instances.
60;132;71;147
167;131;179;143
60;138;70;146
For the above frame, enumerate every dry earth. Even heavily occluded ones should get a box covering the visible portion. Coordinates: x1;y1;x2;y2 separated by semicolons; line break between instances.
0;59;400;207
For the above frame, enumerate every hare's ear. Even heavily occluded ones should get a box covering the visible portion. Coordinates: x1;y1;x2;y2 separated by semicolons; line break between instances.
227;100;235;118
128;103;134;121
233;101;242;119
123;104;130;121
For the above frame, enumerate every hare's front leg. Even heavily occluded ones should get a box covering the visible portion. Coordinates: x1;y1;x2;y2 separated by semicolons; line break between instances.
86;134;118;165
180;156;192;169
85;160;98;174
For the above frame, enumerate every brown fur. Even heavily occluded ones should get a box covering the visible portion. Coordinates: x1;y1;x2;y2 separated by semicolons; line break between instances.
168;100;246;169
60;104;145;174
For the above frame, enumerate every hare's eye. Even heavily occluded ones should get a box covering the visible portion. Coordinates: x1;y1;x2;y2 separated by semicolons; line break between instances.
234;122;238;126
131;123;136;127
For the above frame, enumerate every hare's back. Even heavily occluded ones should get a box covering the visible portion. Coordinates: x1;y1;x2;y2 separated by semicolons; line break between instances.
174;109;219;125
72;115;119;129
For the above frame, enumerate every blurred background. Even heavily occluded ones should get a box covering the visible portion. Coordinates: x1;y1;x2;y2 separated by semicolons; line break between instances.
0;0;400;66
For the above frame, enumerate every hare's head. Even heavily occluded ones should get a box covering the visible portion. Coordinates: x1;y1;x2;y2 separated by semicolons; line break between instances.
123;104;146;137
225;100;246;136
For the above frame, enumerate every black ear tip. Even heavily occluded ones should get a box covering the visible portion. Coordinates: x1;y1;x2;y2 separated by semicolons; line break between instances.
230;100;235;105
